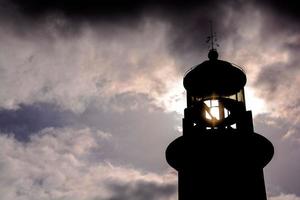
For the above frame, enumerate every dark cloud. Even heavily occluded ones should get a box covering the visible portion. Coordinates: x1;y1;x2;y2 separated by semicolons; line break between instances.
9;0;210;18
253;38;300;120
257;0;300;20
1;0;212;26
105;180;176;200
9;0;300;20
7;0;145;31
1;0;298;70
0;0;216;54
255;58;299;95
255;62;287;94
0;0;256;56
0;103;73;141
1;0;298;46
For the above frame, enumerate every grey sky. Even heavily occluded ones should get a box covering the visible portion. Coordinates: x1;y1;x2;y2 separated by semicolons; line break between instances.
0;0;299;199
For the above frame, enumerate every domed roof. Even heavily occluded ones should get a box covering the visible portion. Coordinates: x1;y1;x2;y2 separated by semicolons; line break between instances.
183;51;246;96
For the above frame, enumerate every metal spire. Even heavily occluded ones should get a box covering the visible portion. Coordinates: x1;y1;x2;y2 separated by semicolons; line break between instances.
206;21;219;50
207;21;219;60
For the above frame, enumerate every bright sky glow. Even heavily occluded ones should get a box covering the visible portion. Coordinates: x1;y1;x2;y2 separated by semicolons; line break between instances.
208;107;220;120
204;100;220;120
159;79;186;115
245;86;269;116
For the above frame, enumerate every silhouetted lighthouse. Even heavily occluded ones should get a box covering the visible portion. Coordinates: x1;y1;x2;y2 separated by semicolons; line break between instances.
166;49;274;200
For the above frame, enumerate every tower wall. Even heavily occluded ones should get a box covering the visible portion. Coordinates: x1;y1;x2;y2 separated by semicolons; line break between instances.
166;131;274;200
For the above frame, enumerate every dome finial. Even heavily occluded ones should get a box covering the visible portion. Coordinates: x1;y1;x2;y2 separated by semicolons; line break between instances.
208;49;218;60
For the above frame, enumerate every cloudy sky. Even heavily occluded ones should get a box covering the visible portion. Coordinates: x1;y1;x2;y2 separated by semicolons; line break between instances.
0;0;299;199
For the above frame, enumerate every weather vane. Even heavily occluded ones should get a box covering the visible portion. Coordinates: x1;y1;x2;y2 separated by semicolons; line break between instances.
206;21;219;50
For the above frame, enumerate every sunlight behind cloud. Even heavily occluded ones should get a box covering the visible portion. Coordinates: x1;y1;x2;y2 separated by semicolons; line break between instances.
245;86;269;116
158;79;186;115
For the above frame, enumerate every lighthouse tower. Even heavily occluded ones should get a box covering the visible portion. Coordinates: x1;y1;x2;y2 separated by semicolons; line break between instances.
166;49;274;200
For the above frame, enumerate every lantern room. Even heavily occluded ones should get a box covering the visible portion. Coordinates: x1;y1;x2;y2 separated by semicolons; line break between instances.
183;49;249;130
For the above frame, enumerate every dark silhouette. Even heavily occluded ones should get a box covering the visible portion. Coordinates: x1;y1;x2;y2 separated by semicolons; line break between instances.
166;49;274;200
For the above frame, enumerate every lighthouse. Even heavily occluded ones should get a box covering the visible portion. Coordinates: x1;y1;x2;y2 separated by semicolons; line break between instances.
166;49;274;200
